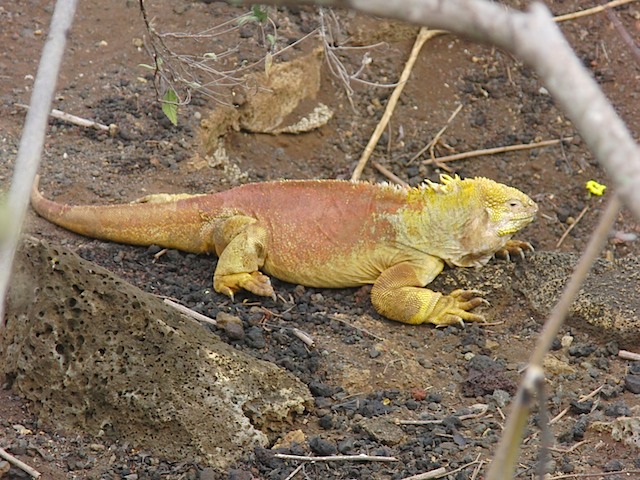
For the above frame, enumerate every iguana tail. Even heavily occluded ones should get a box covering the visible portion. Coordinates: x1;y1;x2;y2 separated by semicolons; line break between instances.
30;176;214;254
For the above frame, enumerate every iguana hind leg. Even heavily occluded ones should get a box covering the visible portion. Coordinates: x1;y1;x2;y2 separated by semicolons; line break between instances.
371;260;487;326
209;215;274;300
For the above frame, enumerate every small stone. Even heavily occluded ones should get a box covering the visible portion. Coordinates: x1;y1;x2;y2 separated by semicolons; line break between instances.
604;402;631;417
603;459;623;472
244;326;266;349
337;437;355;454
308;381;336;398
216;312;245;340
560;335;574;348
485;339;500;350
568;343;597;357
318;414;334;429
411;387;427;401
569;400;593;414
625;374;640;394
369;346;382;358
308;436;337;456
358;417;406;446
492;389;511;408
226;469;252;480
629;362;640;375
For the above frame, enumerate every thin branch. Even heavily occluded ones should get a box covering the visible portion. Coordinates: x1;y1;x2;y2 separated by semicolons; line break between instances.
0;0;79;326
274;452;398;462
556;204;589;248
409;103;464;169
422;138;571;166
372;161;409;186
486;194;622;479
351;28;446;181
0;448;41;478
548;471;640;480
553;0;637;23
15;103;117;135
163;298;218;326
399;467;447;480
619;350;640;361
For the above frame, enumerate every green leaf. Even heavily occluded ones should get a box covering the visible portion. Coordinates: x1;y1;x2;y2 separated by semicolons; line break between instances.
251;4;268;23
238;4;268;25
266;33;276;47
162;89;179;126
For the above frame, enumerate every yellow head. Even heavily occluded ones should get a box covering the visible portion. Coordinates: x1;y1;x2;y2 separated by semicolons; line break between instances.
473;177;538;236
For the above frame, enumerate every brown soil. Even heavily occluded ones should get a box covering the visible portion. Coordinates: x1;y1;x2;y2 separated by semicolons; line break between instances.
1;0;640;479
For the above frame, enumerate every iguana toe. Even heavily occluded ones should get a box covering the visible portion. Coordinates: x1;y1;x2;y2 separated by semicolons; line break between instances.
214;271;275;300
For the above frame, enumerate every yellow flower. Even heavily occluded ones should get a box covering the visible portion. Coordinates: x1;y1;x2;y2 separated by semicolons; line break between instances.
586;180;606;196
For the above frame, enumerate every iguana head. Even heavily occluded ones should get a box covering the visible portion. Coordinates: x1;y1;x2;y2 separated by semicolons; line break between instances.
474;176;538;236
400;175;538;268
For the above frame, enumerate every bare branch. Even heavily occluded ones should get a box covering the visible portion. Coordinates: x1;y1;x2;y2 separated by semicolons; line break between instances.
0;0;79;325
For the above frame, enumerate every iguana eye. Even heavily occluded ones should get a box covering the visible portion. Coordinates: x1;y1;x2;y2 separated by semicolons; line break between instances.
508;199;522;208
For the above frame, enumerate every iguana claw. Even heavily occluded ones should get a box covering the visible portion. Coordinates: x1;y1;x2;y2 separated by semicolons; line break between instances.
494;240;534;262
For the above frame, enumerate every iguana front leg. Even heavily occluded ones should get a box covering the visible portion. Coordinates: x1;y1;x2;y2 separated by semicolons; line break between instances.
207;215;275;300
370;258;486;326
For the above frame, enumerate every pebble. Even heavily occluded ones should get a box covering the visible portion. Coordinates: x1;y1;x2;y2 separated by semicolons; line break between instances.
603;459;623;472
569;400;593;414
491;389;511;408
625;374;640;393
318;414;334;429
226;469;252;480
604;402;631;417
244;327;266;349
309;436;337;456
216;312;245;340
568;343;597;357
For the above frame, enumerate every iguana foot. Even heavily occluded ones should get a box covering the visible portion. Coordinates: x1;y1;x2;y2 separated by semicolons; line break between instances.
431;289;488;327
214;272;275;301
495;240;534;262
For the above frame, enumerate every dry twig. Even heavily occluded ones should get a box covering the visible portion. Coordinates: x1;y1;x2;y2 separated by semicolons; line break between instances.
0;0;79;325
422;138;571;166
553;0;637;23
550;385;603;425
409;103;464;167
274;452;398;462
619;350;640;361
351;28;446;181
163;298;218;326
548;470;640;480
486;195;621;479
399;467;447;480
14;103;116;135
0;447;41;478
372;161;408;186
556;204;589;248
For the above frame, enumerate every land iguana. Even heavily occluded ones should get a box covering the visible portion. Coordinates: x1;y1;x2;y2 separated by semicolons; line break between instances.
30;174;537;326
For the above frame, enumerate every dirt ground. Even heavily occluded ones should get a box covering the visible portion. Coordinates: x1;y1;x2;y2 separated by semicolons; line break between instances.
1;0;640;479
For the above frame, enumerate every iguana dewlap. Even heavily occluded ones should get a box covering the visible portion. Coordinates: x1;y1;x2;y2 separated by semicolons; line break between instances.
31;175;537;326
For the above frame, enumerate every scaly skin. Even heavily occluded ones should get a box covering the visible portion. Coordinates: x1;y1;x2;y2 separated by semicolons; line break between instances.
31;174;538;326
